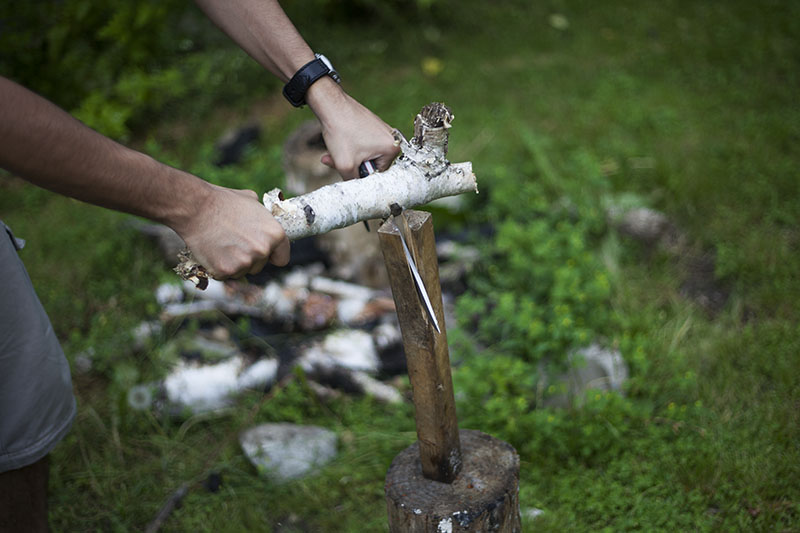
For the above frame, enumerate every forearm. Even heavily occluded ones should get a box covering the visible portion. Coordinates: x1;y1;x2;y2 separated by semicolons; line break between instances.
195;0;399;178
192;0;349;130
193;0;314;81
0;76;210;235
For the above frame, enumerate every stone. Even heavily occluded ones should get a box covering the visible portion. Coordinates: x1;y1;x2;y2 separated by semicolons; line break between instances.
572;343;628;392
616;207;671;244
239;423;338;482
522;508;545;520
543;344;629;408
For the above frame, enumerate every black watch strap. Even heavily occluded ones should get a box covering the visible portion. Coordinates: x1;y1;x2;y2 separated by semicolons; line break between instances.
283;54;341;108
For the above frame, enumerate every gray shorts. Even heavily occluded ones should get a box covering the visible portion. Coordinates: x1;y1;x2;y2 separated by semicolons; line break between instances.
0;221;76;473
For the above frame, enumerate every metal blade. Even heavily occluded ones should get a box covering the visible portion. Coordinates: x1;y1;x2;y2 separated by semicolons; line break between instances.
390;216;441;334
358;160;377;231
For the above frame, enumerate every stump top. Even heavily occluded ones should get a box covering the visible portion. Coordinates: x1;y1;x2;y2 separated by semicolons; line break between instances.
385;430;520;530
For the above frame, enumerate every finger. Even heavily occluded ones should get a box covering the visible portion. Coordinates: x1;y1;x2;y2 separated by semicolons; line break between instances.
338;162;359;181
269;236;291;267
320;153;334;168
248;256;269;276
233;189;260;201
374;155;392;172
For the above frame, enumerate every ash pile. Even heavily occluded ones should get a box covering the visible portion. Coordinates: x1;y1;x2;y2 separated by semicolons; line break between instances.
127;120;475;417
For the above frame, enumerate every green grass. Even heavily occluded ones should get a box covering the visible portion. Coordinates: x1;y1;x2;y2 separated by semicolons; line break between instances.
1;0;799;530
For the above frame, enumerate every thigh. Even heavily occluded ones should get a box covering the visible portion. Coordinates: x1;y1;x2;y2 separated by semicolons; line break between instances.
0;454;50;533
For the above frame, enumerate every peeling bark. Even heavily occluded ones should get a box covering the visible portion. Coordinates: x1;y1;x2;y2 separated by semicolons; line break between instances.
175;103;477;285
262;160;475;241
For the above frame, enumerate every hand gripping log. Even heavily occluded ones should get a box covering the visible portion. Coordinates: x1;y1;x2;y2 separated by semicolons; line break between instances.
174;103;477;288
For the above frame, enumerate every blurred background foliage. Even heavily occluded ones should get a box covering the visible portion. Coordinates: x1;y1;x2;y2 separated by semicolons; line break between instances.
1;0;799;531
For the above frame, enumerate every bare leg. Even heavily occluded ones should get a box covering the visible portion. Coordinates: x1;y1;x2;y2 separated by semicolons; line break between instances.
0;455;49;533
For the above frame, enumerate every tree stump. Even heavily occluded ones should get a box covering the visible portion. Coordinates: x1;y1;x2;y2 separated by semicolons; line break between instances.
385;429;521;532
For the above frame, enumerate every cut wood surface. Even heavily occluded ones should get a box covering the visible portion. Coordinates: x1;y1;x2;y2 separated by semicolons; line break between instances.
385;429;521;533
379;210;461;483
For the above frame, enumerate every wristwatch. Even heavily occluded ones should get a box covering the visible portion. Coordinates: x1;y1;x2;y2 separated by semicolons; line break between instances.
282;53;341;108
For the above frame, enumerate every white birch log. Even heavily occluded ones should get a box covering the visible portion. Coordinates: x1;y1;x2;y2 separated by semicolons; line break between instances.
262;160;475;241
175;103;476;287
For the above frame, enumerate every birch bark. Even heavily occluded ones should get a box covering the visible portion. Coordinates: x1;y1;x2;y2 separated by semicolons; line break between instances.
175;103;476;286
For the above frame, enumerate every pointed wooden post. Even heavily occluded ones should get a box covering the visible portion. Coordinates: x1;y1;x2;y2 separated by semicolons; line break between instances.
380;210;522;532
378;210;461;482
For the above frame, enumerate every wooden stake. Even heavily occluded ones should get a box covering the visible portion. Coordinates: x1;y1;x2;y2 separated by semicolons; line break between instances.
378;210;461;483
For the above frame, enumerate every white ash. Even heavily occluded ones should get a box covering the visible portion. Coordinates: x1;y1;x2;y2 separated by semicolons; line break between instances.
298;329;380;375
281;263;325;288
132;321;163;350
164;357;242;412
186;336;240;360
164;355;278;414
236;358;279;390
350;371;403;404
372;321;402;351
310;276;375;300
336;298;370;325
306;380;342;401
262;281;296;320
155;282;184;305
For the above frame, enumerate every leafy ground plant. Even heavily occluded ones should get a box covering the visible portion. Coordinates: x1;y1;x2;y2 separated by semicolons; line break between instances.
1;0;798;531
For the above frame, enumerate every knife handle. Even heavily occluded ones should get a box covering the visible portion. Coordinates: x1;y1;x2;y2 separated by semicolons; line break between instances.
358;160;376;178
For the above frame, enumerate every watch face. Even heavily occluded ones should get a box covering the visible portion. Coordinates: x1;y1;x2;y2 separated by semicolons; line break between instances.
315;54;341;84
316;54;334;72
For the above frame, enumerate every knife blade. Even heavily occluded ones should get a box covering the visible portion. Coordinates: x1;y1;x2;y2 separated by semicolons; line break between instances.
358;160;377;231
388;212;442;334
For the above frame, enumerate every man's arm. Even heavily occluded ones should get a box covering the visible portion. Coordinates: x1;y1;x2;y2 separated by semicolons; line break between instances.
194;0;400;179
0;76;289;278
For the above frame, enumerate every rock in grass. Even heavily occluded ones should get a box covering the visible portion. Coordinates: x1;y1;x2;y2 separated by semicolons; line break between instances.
617;207;671;244
239;423;338;482
543;344;629;408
